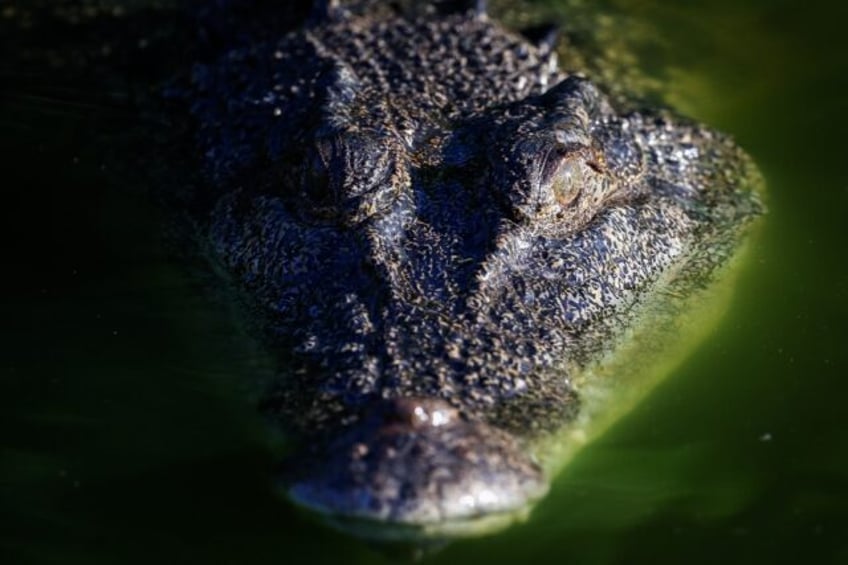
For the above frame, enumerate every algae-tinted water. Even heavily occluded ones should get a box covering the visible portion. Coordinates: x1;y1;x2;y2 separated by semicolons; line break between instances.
2;1;847;563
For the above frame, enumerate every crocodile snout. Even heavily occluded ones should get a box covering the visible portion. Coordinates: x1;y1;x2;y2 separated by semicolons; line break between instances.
285;397;548;540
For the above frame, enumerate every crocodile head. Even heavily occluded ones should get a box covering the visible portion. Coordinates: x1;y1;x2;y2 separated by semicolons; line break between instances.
185;1;762;542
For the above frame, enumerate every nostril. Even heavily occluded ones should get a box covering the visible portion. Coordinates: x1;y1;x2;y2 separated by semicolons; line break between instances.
350;442;369;459
285;398;549;539
378;397;459;429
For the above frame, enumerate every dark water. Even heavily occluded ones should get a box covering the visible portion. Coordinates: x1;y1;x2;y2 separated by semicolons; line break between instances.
2;1;847;563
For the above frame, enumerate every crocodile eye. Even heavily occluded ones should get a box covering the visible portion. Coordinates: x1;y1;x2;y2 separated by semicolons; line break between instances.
296;132;407;225
548;153;585;208
537;142;607;218
550;147;608;201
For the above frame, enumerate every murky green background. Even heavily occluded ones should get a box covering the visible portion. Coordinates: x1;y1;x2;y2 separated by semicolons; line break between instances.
2;0;847;563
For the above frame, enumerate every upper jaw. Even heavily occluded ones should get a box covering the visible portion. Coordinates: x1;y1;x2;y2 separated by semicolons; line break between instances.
282;396;549;541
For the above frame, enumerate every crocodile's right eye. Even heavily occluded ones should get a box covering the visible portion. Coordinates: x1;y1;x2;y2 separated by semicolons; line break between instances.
296;131;408;225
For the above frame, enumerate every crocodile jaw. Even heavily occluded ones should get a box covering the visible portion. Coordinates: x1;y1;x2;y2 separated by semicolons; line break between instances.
284;397;548;541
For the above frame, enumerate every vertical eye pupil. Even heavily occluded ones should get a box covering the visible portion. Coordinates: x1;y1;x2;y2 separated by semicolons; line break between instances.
309;156;332;203
301;140;338;213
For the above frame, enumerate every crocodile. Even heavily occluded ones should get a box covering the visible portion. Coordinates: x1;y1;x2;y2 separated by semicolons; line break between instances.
166;0;764;543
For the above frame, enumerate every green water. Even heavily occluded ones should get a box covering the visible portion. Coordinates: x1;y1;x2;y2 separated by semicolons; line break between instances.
2;0;847;563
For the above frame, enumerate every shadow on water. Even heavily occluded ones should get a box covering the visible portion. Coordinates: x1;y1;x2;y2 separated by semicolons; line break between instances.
2;0;848;563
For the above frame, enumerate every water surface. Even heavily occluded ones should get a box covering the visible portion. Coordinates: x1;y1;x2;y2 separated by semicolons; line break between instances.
2;0;847;563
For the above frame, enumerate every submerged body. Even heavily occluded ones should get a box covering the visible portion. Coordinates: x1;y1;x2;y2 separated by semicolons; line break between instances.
176;0;763;542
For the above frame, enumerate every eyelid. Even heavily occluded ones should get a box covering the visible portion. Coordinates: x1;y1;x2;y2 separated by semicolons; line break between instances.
541;145;567;185
541;142;601;186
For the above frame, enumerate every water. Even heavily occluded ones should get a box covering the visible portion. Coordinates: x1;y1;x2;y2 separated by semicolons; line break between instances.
2;1;847;563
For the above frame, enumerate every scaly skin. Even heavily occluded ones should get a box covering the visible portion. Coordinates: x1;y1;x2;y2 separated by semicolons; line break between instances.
175;1;764;542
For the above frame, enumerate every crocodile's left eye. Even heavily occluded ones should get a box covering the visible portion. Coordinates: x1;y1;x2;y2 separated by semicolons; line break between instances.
544;143;607;212
494;136;610;229
550;158;583;208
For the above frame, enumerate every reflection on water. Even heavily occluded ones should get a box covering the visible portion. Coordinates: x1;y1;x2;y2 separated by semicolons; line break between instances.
2;0;847;563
